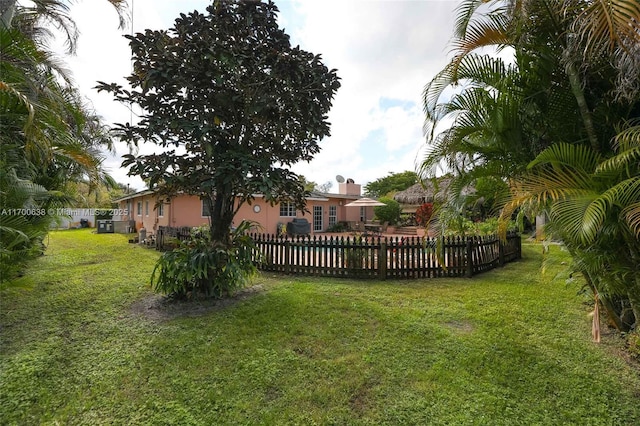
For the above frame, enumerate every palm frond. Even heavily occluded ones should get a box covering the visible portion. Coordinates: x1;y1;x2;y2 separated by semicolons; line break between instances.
551;194;607;245
16;0;78;53
599;123;640;172
453;0;489;40
423;54;511;128
600;178;640;216
0;80;35;128
571;0;640;57
623;202;640;237
528;142;601;173
451;13;512;62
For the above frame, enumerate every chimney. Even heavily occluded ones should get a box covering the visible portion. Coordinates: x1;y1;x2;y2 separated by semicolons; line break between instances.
338;178;361;196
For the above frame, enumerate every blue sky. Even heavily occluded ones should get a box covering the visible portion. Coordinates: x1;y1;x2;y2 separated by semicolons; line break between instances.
59;0;459;191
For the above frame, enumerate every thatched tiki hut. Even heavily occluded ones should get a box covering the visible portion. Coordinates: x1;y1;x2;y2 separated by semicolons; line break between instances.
393;182;438;205
393;177;476;218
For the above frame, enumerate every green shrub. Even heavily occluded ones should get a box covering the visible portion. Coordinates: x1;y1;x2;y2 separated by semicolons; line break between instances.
327;222;347;232
398;213;415;227
151;221;258;299
435;205;519;237
374;197;402;225
628;331;640;361
439;211;475;237
472;217;519;236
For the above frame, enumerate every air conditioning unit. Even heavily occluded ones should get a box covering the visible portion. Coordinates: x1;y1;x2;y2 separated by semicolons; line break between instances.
97;219;114;234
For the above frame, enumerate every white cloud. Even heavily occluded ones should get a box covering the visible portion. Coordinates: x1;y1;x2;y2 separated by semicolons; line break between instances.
60;0;458;190
286;0;456;186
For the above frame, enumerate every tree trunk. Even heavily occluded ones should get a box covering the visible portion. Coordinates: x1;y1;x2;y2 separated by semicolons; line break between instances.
628;290;640;330
565;58;600;153
582;271;628;332
209;191;235;248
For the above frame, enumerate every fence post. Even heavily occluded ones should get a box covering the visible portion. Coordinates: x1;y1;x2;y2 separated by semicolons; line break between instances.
442;236;446;277
466;238;473;278
284;240;291;274
379;240;387;280
499;237;505;266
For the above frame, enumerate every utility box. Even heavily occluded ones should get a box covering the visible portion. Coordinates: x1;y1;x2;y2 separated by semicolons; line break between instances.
113;220;135;234
97;220;114;234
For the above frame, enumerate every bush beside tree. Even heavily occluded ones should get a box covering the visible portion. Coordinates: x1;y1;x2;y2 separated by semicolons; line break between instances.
374;197;402;225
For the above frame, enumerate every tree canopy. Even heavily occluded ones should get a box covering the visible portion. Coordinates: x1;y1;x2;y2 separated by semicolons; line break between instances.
298;175;333;193
364;171;418;198
98;0;340;246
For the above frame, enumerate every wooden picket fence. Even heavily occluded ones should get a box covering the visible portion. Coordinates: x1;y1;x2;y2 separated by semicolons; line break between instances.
249;232;521;279
156;226;192;250
155;226;521;279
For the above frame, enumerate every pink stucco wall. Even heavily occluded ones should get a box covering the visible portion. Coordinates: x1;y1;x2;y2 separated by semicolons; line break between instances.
119;193;170;233
118;191;374;235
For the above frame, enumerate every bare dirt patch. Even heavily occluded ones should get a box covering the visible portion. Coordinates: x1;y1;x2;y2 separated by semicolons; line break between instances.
598;329;640;373
349;377;379;416
129;284;265;322
444;320;475;333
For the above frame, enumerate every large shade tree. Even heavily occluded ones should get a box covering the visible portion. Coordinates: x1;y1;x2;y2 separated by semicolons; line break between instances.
99;1;340;247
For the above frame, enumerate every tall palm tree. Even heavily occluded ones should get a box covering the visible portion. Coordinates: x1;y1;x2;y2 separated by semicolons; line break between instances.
440;0;640;152
0;0;127;280
423;0;640;335
425;0;640;166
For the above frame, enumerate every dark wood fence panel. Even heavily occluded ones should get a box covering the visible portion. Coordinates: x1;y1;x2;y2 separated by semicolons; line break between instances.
250;232;521;279
155;227;521;279
156;226;191;250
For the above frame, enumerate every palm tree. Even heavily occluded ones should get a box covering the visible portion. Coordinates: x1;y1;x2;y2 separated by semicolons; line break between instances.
423;0;640;335
424;0;640;165
0;0;127;280
502;126;640;332
0;0;127;41
422;51;549;185
440;0;640;153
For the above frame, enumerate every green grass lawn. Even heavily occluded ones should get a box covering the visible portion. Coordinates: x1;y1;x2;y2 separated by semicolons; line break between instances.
1;229;639;425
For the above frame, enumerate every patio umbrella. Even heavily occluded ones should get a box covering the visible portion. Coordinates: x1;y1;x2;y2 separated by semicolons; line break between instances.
344;197;386;207
344;198;386;221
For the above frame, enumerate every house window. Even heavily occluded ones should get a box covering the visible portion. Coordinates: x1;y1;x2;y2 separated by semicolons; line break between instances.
157;202;164;217
137;201;142;216
145;201;149;216
201;199;211;217
360;206;366;222
313;205;323;232
329;205;337;227
279;202;296;217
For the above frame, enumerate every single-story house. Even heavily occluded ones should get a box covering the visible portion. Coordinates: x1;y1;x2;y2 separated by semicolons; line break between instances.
113;181;376;236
